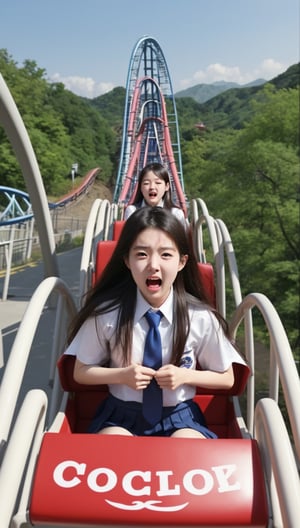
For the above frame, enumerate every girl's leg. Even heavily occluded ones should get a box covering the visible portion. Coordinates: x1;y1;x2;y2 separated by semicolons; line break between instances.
98;426;133;435
170;428;206;439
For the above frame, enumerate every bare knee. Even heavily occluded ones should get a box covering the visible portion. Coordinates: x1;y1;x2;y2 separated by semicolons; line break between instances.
171;428;206;439
98;426;133;436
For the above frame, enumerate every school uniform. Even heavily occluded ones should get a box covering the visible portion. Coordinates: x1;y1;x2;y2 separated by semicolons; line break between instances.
124;199;187;227
65;289;246;437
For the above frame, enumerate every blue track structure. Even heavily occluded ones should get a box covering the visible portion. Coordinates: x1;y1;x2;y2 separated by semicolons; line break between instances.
0;186;33;225
0;169;99;226
113;36;184;205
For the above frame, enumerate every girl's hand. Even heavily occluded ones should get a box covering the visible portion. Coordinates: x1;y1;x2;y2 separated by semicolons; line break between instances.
156;364;235;391
155;364;187;390
123;363;156;391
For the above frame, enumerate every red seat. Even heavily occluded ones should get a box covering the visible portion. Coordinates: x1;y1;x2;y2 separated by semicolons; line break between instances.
93;240;117;285
91;220;125;285
57;355;249;437
57;354;108;433
113;220;125;240
30;433;268;527
30;432;268;527
197;262;216;307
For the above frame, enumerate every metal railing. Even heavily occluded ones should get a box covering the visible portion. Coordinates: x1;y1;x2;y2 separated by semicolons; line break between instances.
0;213;87;300
0;221;35;300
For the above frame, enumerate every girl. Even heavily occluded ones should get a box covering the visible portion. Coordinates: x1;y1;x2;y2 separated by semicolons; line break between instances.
124;162;187;226
65;207;246;438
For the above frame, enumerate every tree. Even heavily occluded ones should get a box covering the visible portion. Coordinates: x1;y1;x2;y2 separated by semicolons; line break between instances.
183;85;299;352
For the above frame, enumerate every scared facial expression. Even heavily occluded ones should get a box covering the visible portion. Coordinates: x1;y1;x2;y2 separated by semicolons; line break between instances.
140;170;170;207
125;228;188;307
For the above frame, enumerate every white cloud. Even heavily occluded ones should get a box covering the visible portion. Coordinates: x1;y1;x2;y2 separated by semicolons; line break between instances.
179;58;288;88
256;58;286;79
50;58;289;96
50;73;115;98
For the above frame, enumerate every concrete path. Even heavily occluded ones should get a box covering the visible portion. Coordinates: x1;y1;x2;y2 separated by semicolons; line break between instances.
0;246;82;393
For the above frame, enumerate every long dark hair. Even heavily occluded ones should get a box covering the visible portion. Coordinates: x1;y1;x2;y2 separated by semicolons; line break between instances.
68;207;229;365
131;162;178;209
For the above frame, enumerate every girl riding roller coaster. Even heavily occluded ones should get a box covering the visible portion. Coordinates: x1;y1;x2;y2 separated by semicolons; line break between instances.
65;206;246;438
124;162;187;226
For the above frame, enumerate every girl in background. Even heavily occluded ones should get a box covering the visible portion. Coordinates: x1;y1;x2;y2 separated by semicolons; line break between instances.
124;162;187;226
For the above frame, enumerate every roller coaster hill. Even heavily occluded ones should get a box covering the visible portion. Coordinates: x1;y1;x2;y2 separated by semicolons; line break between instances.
0;36;299;527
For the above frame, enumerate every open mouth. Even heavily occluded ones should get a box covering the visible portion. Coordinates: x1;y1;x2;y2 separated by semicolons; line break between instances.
146;278;162;287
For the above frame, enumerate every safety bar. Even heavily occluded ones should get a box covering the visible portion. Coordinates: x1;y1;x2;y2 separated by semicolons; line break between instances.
230;292;300;463
0;389;47;528
255;398;300;528
0;276;77;448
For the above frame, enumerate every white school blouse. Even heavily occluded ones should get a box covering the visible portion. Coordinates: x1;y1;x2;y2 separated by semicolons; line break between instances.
124;199;187;226
65;289;246;407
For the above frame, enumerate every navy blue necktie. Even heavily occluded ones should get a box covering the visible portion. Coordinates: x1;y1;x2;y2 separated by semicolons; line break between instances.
142;310;163;425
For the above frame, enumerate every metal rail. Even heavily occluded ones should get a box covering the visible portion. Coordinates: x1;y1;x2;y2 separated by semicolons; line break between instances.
0;276;77;450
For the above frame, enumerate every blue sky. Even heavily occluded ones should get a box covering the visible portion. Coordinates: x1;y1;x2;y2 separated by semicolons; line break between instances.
1;0;299;98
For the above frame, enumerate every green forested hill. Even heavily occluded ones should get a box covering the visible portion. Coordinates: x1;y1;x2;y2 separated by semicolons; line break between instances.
181;79;299;354
270;63;299;89
0;49;118;194
92;63;299;355
176;64;300;131
0;49;299;355
175;78;266;104
174;63;298;105
90;86;126;127
175;81;241;103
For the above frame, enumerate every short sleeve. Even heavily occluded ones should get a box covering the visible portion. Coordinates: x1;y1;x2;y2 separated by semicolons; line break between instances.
64;316;110;365
124;205;137;220
171;207;189;229
189;308;246;372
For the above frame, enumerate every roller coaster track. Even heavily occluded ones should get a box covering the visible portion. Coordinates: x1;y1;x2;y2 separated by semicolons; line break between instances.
113;36;186;213
0;169;99;226
0;36;299;527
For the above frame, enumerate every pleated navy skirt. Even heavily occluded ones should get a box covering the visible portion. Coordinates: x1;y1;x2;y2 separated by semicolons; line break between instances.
88;394;217;438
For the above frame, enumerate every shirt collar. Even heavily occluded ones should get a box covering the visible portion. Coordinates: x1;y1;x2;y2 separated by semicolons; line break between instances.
134;288;173;325
141;199;164;208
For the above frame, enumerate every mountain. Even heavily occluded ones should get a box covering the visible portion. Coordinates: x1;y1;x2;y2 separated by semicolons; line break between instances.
174;63;299;106
91;86;126;127
175;79;266;104
86;63;299;135
268;63;299;89
174;64;299;130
